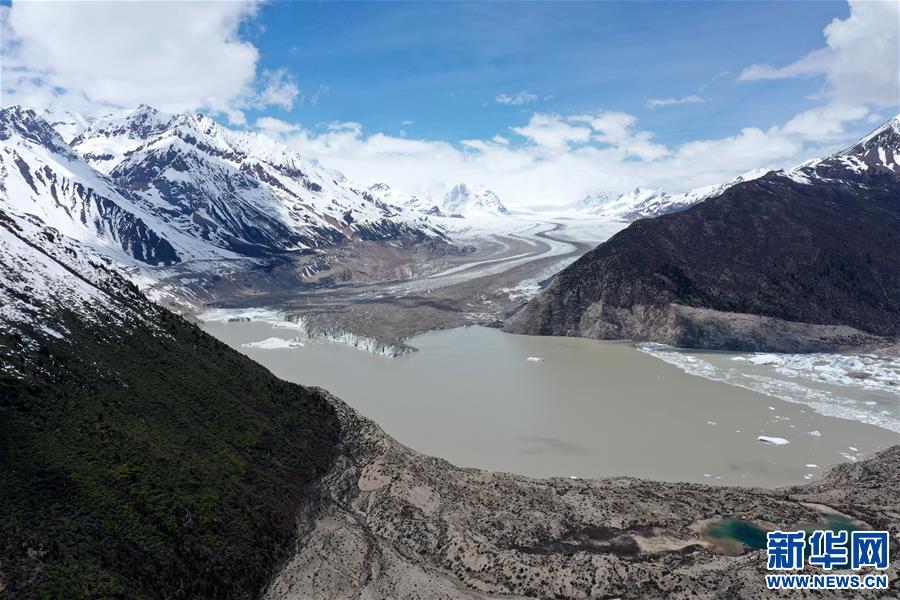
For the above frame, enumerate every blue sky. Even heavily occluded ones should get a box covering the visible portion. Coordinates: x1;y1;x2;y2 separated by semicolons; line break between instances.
245;1;850;146
2;0;897;204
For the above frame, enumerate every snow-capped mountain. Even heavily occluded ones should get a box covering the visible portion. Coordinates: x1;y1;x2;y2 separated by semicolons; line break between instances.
571;169;770;221
571;116;900;222
366;182;408;207
787;114;900;183
0;207;154;343
69;105;443;253
508;117;900;353
1;105;445;276
0;106;213;266
368;181;509;218
441;184;509;217
41;108;91;144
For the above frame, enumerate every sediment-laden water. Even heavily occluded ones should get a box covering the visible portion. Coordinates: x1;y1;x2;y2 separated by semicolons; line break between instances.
202;321;899;487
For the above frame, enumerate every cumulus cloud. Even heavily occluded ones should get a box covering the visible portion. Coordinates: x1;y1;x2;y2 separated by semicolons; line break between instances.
260;108;836;209
496;91;539;106
0;0;297;123
738;0;898;137
511;113;592;151
646;95;704;109
256;116;301;138
253;69;302;110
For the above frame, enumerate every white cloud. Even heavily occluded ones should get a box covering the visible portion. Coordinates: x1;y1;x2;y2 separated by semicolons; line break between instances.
570;111;669;160
0;0;297;123
256;116;301;138
496;91;539;106
253;69;301;110
780;103;871;141
401;119;415;126
263;108;841;209
739;0;899;111
646;95;704;109
511;113;591;152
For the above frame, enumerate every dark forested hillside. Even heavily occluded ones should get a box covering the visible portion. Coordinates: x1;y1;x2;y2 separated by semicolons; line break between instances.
0;219;340;599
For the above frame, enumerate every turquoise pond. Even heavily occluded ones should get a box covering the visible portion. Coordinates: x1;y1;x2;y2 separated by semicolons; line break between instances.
704;515;865;559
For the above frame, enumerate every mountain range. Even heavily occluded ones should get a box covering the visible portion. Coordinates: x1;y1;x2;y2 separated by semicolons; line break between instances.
506;115;900;352
368;181;510;218
569;169;771;221
1;105;446;272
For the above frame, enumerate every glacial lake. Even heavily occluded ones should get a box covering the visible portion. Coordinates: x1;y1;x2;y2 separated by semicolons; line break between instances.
202;322;899;488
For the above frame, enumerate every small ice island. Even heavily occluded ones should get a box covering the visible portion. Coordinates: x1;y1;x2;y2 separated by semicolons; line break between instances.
757;435;790;446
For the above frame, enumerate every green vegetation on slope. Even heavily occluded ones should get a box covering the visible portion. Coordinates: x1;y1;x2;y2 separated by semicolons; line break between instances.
0;302;340;599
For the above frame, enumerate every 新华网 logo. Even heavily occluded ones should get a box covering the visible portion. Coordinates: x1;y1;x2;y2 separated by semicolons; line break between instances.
765;529;891;590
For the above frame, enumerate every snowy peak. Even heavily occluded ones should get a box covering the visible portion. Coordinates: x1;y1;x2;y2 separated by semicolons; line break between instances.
65;105;445;252
442;183;509;216
41;108;90;144
834;114;900;174
569;170;770;221
76;104;170;142
567;117;900;223
366;182;407;207
2;105;444;275
789;115;900;183
0;106;76;158
0;107;219;266
571;192;613;213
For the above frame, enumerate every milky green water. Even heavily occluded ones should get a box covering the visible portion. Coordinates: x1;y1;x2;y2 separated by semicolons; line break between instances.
202;322;897;488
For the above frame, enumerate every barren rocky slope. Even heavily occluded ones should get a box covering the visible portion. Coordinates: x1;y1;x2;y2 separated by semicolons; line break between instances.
267;395;900;599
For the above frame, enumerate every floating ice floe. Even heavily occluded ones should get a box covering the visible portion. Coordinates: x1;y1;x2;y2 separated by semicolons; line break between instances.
636;344;900;434
806;464;819;468
757;435;790;446
748;354;780;365
809;430;822;437
242;337;304;350
848;446;859;452
526;356;545;362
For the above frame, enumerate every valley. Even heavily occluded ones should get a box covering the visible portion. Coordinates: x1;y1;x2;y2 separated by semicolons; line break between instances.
2;104;898;598
193;216;622;352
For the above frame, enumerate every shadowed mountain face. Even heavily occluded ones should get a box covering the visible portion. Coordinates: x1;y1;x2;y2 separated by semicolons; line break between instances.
505;119;900;352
